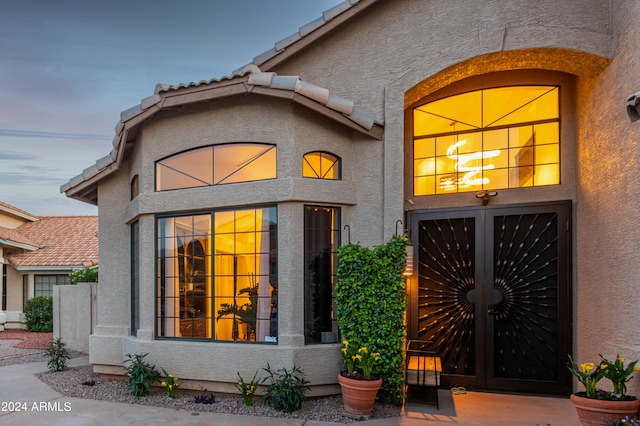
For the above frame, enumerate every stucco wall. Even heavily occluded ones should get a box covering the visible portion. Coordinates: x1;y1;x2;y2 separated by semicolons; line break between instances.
574;0;640;396
53;283;97;353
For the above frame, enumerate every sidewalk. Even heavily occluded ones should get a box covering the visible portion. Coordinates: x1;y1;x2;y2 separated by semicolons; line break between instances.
0;354;580;426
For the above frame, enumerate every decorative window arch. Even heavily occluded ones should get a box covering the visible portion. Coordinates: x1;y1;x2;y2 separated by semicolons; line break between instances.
412;85;560;195
155;143;276;191
302;151;341;180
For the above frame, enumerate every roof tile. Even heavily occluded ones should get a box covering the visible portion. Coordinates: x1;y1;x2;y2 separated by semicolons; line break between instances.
6;216;98;268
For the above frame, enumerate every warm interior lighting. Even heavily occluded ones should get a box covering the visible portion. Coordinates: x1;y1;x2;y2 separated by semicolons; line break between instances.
442;139;500;190
413;86;560;195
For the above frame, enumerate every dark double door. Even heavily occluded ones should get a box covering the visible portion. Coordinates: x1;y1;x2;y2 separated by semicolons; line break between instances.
408;201;572;395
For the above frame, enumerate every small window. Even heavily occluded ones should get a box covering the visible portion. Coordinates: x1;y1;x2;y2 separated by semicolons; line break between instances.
131;175;139;200
303;152;341;180
33;275;70;298
155;143;276;191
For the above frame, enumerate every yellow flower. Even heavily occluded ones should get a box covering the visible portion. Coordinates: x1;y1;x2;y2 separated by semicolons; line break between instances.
581;362;595;374
359;347;368;354
341;348;347;354
161;381;167;387
353;354;362;361
168;373;174;378
343;340;349;346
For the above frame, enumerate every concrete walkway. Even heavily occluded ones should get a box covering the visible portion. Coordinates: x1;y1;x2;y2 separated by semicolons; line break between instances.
0;356;580;425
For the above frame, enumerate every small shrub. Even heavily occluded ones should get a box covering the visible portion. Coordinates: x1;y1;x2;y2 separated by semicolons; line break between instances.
194;393;217;404
124;353;160;397
262;364;309;413
69;268;98;284
24;296;53;332
44;337;70;372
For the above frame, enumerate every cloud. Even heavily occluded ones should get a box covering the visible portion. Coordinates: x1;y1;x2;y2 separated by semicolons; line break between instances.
0;151;38;161
0;128;111;140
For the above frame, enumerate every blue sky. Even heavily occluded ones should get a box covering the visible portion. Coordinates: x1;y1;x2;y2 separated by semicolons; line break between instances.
0;0;340;216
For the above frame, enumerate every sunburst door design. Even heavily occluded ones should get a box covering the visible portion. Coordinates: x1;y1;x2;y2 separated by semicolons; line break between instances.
409;201;571;394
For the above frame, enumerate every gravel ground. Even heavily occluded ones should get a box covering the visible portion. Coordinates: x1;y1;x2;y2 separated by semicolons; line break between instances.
0;330;85;367
37;365;401;423
0;330;400;423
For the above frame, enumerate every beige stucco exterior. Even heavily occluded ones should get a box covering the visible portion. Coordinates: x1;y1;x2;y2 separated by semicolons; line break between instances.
67;0;640;396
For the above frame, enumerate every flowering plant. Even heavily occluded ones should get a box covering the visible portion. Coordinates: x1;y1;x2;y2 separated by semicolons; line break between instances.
161;369;180;398
236;371;264;406
568;354;640;400
600;355;639;397
341;340;382;380
568;355;604;398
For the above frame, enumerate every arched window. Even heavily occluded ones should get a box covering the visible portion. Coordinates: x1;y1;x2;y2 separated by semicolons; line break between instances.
155;143;276;191
413;86;560;195
302;151;341;180
130;175;139;200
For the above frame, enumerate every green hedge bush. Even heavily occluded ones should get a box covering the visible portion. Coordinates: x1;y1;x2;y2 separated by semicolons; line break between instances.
24;296;53;332
336;234;408;405
69;267;98;284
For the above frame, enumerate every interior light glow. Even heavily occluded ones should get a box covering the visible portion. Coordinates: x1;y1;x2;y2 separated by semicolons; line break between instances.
443;139;500;189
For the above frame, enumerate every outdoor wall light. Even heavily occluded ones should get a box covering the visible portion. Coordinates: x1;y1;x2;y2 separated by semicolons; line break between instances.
627;92;640;122
476;190;498;205
403;245;414;276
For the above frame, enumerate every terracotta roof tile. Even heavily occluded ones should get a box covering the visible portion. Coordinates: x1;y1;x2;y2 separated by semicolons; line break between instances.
6;216;98;268
0;226;40;248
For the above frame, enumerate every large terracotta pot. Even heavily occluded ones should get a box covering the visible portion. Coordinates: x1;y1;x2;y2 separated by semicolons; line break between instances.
338;373;383;418
570;393;640;426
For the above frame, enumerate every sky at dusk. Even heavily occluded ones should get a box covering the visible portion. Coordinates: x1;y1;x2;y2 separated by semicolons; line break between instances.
0;0;341;216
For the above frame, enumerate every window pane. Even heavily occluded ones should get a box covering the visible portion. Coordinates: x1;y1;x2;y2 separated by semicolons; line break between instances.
156;147;213;191
304;206;339;344
415;176;435;195
534;164;560;186
214;144;276;185
414;138;435;159
157;214;212;339
535;144;559;165
212;206;277;343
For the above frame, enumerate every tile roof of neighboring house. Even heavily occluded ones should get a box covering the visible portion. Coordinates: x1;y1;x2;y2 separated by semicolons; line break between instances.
6;216;98;268
0;225;40;249
61;0;383;206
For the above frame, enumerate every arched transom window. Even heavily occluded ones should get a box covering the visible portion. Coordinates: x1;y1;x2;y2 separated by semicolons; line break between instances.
302;151;341;180
413;86;560;195
156;143;276;191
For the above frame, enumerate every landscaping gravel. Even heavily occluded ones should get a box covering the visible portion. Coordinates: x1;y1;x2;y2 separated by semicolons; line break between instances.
36;365;402;423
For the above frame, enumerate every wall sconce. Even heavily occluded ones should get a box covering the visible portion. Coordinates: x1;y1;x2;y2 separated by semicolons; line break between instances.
475;190;497;206
403;245;414;276
627;92;640;122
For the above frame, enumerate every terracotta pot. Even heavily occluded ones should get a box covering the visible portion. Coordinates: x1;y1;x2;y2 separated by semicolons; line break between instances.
570;393;640;426
337;373;382;418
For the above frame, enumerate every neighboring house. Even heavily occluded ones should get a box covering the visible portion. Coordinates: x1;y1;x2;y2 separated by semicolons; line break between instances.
61;0;640;397
0;201;98;330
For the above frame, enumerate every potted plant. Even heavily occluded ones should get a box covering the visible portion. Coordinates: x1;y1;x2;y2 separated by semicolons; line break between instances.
337;340;383;417
335;234;408;415
569;354;640;426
